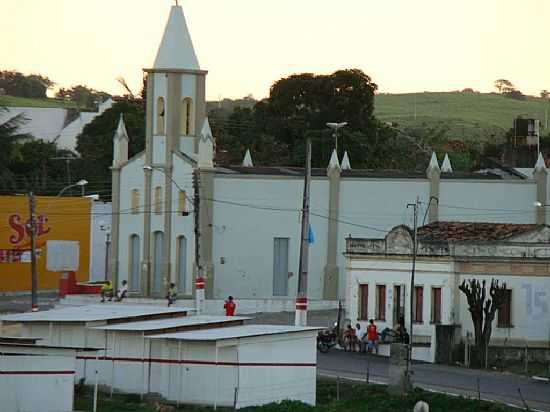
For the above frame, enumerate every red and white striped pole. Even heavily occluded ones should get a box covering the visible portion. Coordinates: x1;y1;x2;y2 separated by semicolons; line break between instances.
295;138;311;327
195;276;205;314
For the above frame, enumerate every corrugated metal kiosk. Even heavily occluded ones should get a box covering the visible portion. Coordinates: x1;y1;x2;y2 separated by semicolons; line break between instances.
0;304;194;383
0;337;99;412
148;325;320;409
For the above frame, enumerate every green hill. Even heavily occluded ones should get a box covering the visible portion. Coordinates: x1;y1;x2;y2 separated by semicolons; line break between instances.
375;92;549;142
0;95;77;108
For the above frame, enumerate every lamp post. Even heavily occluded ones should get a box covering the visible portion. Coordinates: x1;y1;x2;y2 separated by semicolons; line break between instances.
99;221;111;282
57;179;88;197
326;122;347;154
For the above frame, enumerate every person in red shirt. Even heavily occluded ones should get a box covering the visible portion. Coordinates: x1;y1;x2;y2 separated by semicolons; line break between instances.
366;319;378;353
224;296;236;316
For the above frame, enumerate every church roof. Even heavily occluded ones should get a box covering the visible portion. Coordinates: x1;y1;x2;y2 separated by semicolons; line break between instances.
153;5;200;70
418;221;540;242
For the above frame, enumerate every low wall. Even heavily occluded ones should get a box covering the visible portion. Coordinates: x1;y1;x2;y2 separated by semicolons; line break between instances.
59;294;339;314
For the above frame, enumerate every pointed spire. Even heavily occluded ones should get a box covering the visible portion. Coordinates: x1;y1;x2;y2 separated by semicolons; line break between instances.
198;118;214;168
427;152;440;170
200;117;212;141
534;152;547;172
153;5;200;70
242;149;254;167
341;151;351;170
327;148;341;170
114;114;128;141
441;153;453;173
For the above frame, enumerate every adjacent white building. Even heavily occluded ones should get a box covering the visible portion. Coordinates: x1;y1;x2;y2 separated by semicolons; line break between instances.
109;4;550;303
345;222;550;356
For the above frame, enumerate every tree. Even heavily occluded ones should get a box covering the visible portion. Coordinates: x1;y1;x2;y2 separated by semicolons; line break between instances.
0;70;54;98
459;278;508;367
75;99;145;196
494;79;514;94
55;85;111;109
541;90;550;100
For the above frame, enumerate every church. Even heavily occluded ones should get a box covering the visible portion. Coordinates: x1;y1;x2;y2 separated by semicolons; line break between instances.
109;5;548;301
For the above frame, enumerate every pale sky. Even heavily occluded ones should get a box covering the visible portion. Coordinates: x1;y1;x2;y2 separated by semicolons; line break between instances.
2;0;549;100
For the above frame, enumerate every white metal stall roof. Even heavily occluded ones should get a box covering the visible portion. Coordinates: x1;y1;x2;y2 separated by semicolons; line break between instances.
90;315;252;331
0;304;194;323
149;324;321;341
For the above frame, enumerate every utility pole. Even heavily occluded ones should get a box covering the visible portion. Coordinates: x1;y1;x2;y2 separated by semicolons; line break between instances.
104;232;111;282
28;192;38;312
295;138;312;326
406;196;420;375
193;170;205;313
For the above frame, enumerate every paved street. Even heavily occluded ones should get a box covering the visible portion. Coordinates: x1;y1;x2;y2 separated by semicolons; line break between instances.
318;349;550;411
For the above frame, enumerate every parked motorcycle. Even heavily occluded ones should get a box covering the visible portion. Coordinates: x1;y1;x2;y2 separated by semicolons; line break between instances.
317;301;343;353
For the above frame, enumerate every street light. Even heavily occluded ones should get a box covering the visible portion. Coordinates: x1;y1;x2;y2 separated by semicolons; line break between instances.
326;122;347;153
99;221;111;282
57;179;89;197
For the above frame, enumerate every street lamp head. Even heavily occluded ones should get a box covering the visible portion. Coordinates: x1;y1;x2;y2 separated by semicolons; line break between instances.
534;201;544;207
143;165;153;171
326;122;348;130
76;179;88;186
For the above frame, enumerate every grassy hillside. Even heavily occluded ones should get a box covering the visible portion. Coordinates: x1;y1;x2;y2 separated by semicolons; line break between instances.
375;92;549;142
0;95;77;108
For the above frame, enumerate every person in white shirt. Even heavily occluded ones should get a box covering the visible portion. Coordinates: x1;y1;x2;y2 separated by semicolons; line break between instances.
356;322;366;352
116;280;128;302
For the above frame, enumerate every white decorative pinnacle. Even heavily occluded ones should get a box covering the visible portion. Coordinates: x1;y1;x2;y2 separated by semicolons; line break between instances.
115;114;128;140
242;149;254;167
427;151;440;171
534;152;547;172
441;153;453;173
328;148;341;170
200;118;213;142
153;5;200;70
341;151;351;170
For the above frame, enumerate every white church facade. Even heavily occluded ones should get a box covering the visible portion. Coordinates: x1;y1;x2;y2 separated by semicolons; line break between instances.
110;5;550;301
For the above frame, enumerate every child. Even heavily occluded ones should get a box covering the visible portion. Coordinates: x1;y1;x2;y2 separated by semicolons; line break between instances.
116;280;128;302
224;296;236;316
166;283;177;307
100;280;113;303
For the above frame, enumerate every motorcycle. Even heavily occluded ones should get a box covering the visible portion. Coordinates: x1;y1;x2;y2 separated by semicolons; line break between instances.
317;301;343;353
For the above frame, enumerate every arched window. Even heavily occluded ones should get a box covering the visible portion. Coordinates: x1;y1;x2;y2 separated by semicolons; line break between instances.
180;98;193;135
129;234;141;291
176;235;187;292
157;97;165;135
153;231;163;293
131;189;140;215
154;186;162;215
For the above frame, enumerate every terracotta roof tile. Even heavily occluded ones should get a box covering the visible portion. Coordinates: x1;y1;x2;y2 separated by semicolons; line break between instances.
418;222;540;242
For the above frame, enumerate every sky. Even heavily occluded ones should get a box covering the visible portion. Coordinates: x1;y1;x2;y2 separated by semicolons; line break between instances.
2;0;549;100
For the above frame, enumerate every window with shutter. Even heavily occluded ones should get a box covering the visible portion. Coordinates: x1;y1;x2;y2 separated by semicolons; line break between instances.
157;97;165;135
359;284;368;320
431;287;442;323
376;285;386;321
498;289;512;328
179;190;189;216
413;286;423;323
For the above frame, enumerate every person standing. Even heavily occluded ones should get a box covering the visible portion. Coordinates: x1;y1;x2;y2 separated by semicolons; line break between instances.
224;296;236;316
166;283;177;307
356;322;367;353
366;319;378;353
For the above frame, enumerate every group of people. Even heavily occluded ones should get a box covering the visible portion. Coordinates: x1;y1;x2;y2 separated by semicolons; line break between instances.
343;319;379;353
342;316;409;353
100;280;238;315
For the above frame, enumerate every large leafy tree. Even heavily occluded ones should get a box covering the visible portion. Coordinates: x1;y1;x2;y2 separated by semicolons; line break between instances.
75;99;145;196
0;107;32;191
0;70;54;98
56;85;111;109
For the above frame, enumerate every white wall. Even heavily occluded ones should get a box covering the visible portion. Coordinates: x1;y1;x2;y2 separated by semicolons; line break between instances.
119;155;146;288
0;355;75;412
457;274;550;344
347;258;454;338
339;179;430;297
439;180;537;223
212;176;329;299
237;333;317;408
